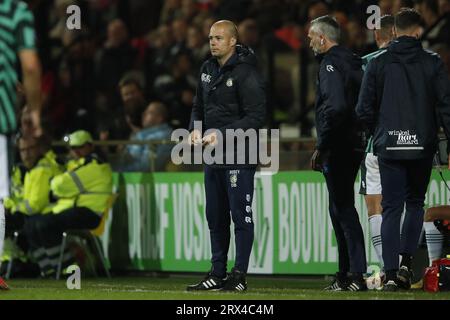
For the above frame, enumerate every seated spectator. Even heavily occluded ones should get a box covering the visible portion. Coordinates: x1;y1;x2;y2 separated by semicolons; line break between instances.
23;130;113;277
48;0;78;60
153;51;196;129
119;101;173;172
344;19;374;56
1;134;63;270
186;25;210;69
95;19;137;111
238;18;261;51
159;0;183;25
3;134;63;230
119;73;148;122
170;18;189;57
144;24;175;84
238;18;265;65
98;73;148;149
181;0;199;24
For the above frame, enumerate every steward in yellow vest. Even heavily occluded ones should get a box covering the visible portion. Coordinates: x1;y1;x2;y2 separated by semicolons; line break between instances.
23;130;113;276
3;134;63;231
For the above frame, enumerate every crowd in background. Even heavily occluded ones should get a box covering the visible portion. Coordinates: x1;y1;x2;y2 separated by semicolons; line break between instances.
16;0;450;159
3;0;450;282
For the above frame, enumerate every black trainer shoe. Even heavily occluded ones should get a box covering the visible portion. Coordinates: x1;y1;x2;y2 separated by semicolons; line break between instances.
347;279;368;292
324;273;349;291
221;268;247;292
397;266;413;290
382;280;398;292
186;272;226;291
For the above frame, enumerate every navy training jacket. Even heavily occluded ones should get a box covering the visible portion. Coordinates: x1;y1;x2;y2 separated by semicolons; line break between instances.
314;45;364;152
356;36;450;160
189;45;266;168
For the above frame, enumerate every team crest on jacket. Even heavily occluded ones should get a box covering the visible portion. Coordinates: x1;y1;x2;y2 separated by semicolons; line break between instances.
226;78;233;87
230;174;237;187
229;170;239;187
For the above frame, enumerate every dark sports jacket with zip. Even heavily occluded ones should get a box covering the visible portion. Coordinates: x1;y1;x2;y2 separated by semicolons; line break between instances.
189;44;266;167
314;45;364;152
356;36;450;160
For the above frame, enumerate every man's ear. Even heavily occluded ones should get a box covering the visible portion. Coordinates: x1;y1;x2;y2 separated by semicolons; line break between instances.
231;37;237;46
413;29;420;39
374;30;380;44
391;26;397;39
414;26;424;39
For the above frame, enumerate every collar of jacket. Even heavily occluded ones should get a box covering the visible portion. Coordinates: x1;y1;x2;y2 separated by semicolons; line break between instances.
42;149;56;162
220;51;239;70
78;152;104;167
210;44;256;71
315;45;362;68
314;44;340;63
208;52;238;88
388;36;422;53
26;149;54;171
210;50;239;73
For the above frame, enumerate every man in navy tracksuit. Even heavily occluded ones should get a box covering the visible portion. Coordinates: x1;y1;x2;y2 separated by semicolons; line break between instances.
356;8;450;291
186;20;266;292
308;16;367;291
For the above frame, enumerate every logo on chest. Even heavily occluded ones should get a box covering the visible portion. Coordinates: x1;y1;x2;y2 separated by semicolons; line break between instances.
201;73;211;83
226;78;233;87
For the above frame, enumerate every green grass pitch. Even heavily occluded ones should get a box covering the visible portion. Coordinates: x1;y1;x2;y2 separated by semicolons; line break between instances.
1;274;450;300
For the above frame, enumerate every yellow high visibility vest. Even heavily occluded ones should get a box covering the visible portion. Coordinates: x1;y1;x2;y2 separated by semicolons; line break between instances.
6;150;63;215
3;165;25;212
51;154;113;215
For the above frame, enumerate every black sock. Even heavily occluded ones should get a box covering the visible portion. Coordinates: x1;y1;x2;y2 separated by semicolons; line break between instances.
350;272;364;282
386;270;397;282
400;254;412;269
336;272;349;281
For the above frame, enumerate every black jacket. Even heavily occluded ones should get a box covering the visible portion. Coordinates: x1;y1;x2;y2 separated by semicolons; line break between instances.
190;45;266;167
356;36;450;160
314;45;364;152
